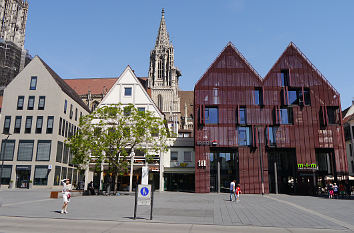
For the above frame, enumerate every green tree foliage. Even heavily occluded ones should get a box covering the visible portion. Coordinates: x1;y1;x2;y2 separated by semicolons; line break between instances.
67;104;168;191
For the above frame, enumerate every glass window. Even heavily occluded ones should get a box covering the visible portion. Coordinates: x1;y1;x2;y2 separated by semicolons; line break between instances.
288;90;298;105
3;116;11;134
54;166;61;185
327;107;339;125
1;140;15;161
34;166;48;185
30;76;37;90
36;140;51;161
281;70;289;86
124;87;132;96
239;107;247;124
61;167;67;180
25;116;32;134
171;151;178;161
17;140;34;161
62;119;65;136
36;116;43;134
27;96;35;110
254;89;263;105
63;144;69;164
38;96;45;110
56;141;63;163
75;108;78;121
46;116;54;134
205;107;218;124
267;127;278;146
64;100;67;114
17;96;24;110
349;144;353;157
0;165;12;185
299;88;311;106
67;168;73;181
138;107;145;112
238;126;251;146
59;118;62;135
279;108;293;124
69;104;73;119
14;116;22;133
184;151;192;162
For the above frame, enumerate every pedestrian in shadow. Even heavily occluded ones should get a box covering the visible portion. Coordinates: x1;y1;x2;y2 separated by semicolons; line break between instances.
230;180;236;201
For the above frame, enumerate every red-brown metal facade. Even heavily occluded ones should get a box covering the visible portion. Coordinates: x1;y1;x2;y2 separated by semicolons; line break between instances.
194;42;348;193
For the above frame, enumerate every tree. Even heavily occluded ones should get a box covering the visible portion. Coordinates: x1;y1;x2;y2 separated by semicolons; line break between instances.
67;104;169;191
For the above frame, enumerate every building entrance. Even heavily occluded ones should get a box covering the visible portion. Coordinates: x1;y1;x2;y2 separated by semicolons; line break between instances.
267;149;297;194
210;149;239;193
16;165;31;189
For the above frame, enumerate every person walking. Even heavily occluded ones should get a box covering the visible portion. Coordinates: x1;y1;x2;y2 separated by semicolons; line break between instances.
236;184;242;202
328;182;334;199
333;183;338;199
61;178;72;214
230;180;236;201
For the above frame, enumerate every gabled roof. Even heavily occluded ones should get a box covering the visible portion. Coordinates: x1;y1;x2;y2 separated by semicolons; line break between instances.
195;42;262;89
264;42;339;95
37;57;91;113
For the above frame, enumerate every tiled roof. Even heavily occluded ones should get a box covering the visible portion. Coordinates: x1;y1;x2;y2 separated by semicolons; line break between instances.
64;77;149;95
0;95;3;109
37;57;91;113
179;90;194;118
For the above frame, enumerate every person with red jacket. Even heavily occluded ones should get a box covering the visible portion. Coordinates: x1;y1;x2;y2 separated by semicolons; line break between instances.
236;184;242;202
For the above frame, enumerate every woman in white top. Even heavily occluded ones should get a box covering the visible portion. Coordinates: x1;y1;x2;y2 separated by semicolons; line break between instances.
61;179;72;214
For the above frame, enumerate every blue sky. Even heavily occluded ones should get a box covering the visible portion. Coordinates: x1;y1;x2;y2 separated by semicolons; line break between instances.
25;0;354;108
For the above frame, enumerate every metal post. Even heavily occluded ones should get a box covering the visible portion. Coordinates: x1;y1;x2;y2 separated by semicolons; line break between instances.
258;130;264;195
0;134;10;188
150;185;154;220
217;159;221;193
274;161;278;194
129;154;134;193
133;186;138;220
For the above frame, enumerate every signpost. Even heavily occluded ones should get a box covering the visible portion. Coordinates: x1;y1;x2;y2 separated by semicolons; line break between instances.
134;184;154;220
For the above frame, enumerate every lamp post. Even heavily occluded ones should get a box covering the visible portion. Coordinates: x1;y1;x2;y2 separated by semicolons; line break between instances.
0;133;11;188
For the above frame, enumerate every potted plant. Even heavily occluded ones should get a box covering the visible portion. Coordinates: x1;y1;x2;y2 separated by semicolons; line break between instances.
29;180;33;189
9;180;14;189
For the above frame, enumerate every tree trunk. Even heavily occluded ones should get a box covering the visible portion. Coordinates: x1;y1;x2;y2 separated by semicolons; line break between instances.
114;171;119;192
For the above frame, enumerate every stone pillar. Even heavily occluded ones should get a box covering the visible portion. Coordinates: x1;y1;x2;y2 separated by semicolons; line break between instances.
100;163;104;192
84;164;89;191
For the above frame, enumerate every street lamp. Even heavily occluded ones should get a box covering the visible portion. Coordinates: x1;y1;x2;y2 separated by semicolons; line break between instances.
0;133;11;188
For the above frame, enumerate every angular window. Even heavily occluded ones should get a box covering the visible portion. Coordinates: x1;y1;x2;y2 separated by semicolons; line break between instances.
124;87;132;96
239;107;247;125
38;96;45;110
0;165;12;185
266;126;278;146
64;100;67;114
61;167;67;180
184;151;192;162
288;90;298;105
36;116;43;134
14;116;22;133
63;144;69;164
53;166;61;185
46;116;54;134
69;104;73;119
56;141;63;163
1;140;15;161
17;140;34;161
17;96;24;110
238;126;251;146
171;151;178;161
27;96;35;110
30;76;37;90
62;119;66;136
58;117;62;135
254;89;263;105
25;116;32;134
327;107;339;125
75;108;78;121
279;108;293;124
205;107;218;124
34;166;48;185
281;69;289;87
3;116;11;134
36;140;51;161
138;107;145;112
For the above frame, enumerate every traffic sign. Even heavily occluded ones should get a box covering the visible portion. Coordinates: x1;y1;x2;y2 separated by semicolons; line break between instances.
134;184;154;220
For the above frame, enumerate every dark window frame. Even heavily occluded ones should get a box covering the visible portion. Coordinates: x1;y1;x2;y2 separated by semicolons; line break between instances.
35;116;43;134
46;116;54;134
281;69;289;87
3;116;11;134
205;107;219;125
38;96;45;110
14;116;22;134
25;116;32;134
124;87;132;96
1;139;15;161
17;140;34;161
33;165;49;185
36;140;51;161
64;100;67;114
27;96;35;110
17;96;24;110
30;76;37;90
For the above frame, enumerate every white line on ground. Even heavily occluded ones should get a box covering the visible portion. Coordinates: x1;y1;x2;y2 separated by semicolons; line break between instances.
2;198;53;207
265;195;354;231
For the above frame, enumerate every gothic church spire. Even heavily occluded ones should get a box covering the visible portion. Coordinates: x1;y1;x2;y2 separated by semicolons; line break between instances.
155;8;170;47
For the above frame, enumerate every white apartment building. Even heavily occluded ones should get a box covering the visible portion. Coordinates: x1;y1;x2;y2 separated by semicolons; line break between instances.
0;56;89;189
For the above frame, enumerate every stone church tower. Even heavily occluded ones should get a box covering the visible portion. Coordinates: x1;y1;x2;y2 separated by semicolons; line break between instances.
148;9;181;128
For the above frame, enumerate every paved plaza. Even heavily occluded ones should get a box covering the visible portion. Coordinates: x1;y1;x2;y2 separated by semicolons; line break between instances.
0;189;353;232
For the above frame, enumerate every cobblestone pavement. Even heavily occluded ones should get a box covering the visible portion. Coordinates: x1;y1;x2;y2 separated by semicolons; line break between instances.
0;190;353;232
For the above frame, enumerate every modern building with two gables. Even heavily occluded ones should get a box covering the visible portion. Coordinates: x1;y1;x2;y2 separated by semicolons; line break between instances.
194;42;348;194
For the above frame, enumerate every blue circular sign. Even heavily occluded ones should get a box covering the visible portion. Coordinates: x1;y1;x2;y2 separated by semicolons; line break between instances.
140;187;149;196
